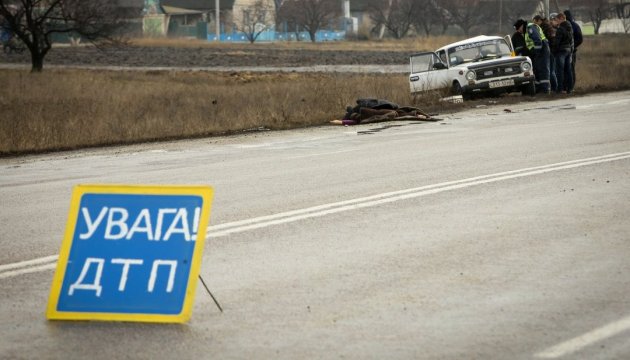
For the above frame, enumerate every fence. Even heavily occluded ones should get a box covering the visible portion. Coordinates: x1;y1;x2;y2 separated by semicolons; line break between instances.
45;21;346;44
142;17;348;42
208;29;346;43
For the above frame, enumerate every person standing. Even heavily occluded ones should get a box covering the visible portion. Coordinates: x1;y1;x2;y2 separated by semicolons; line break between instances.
515;18;551;93
552;13;574;94
534;15;557;93
564;10;583;90
512;19;530;57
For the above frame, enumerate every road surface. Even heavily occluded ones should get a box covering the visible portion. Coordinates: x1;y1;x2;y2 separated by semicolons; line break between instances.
1;91;629;359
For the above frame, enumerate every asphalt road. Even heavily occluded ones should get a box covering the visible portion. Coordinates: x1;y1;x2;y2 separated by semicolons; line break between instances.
1;91;629;359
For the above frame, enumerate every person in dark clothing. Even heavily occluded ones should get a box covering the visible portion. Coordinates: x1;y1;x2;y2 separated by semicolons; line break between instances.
330;102;434;126
564;10;583;89
512;19;530;57
330;107;434;126
534;15;557;92
552;12;574;94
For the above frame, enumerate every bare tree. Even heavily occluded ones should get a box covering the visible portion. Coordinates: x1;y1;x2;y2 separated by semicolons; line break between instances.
435;4;453;35
366;0;420;39
575;0;612;34
368;0;391;39
0;0;126;72
271;0;285;31
405;0;535;37
613;0;630;33
499;0;539;34
440;0;486;36
234;0;274;43
409;0;441;37
277;0;339;42
273;0;285;17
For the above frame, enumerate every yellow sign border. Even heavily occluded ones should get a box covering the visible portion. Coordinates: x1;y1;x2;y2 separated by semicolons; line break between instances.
46;184;214;323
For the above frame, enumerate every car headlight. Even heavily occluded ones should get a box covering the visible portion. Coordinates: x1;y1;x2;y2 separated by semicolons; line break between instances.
465;70;476;81
521;62;532;72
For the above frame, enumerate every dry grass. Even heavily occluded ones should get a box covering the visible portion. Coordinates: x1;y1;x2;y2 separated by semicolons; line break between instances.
574;34;630;92
0;70;414;154
1;34;628;155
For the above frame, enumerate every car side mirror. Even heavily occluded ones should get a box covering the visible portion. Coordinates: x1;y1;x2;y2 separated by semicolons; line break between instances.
433;62;447;70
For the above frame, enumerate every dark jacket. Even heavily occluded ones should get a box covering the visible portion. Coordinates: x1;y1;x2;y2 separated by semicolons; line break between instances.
564;10;583;50
512;31;529;57
553;21;573;53
540;21;556;52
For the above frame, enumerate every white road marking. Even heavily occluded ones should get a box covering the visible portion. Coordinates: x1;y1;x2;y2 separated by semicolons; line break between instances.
206;151;630;237
535;315;630;358
0;263;58;280
1;151;630;280
0;254;59;272
0;255;59;279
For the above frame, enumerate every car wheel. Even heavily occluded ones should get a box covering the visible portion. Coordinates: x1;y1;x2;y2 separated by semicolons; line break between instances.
521;81;536;96
451;81;470;100
451;81;463;95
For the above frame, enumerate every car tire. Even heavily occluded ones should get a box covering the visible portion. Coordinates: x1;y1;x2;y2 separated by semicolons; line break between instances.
521;81;536;96
451;81;469;100
451;81;463;95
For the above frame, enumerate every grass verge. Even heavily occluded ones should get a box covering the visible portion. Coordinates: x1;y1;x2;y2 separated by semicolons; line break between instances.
1;34;629;155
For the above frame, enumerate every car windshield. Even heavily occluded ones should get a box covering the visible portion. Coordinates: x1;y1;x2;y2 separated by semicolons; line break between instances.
446;39;512;66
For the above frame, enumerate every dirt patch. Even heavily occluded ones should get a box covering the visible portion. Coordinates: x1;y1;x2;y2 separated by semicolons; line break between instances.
0;45;410;68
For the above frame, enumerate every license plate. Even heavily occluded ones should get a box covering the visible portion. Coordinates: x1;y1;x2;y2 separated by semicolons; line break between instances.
489;79;515;88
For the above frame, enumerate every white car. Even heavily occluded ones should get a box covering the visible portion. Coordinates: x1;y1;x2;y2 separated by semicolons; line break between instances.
409;35;536;99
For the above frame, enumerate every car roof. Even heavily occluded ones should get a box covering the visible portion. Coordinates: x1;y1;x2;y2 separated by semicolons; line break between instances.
436;35;504;52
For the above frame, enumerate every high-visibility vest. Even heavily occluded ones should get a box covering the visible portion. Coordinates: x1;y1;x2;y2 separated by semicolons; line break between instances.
525;23;547;51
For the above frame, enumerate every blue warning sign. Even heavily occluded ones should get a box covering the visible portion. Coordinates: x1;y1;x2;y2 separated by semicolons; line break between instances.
47;185;213;323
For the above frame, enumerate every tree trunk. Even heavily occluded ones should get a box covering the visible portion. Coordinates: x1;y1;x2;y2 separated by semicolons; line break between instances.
553;0;561;13
378;0;393;39
30;50;44;72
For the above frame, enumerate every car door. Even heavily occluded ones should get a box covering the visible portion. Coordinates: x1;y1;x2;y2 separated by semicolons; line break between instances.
409;52;449;93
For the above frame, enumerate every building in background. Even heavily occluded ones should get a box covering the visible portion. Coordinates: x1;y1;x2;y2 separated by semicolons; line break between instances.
126;0;629;40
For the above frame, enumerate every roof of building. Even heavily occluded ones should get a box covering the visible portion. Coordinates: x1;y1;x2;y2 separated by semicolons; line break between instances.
162;0;235;11
162;5;204;15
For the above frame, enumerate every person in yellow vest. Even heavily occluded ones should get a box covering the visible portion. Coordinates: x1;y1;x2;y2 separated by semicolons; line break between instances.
514;18;551;94
534;15;557;93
